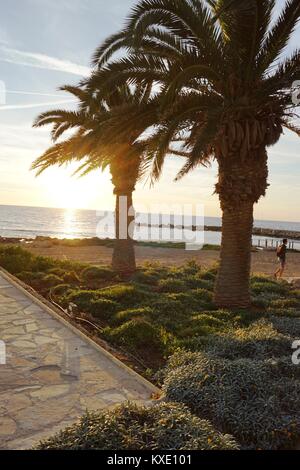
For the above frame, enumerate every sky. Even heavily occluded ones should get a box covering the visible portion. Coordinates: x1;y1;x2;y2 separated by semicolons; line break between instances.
0;0;299;222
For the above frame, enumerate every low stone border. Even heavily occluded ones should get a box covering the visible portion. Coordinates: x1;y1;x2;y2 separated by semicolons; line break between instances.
0;267;160;397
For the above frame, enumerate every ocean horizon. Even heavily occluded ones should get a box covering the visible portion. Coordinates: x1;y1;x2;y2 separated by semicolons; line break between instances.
0;204;300;249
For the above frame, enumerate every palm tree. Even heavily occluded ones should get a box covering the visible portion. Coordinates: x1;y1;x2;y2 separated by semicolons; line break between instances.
88;0;300;307
32;83;159;274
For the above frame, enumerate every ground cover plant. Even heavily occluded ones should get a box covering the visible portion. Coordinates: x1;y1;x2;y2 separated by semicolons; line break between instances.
35;402;239;450
1;245;300;449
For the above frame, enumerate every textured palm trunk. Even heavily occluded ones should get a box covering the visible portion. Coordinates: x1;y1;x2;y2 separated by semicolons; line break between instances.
214;202;254;308
112;191;136;274
214;147;268;308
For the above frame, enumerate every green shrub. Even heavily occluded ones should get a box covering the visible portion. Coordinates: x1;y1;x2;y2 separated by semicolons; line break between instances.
50;284;73;297
98;284;152;307
268;307;300;318
179;324;221;339
270;298;300;309
66;290;121;317
175;336;209;352
66;290;99;311
48;267;67;277
163;352;300;449
0;246;33;274
204;320;291;360
208;309;236;323
58;259;85;273
234;309;267;326
270;316;300;337
251;281;288;296
82;266;116;282
251;296;270;309
181;260;201;276
17;271;44;283
35;402;238;450
158;278;186;293
0;246;62;275
132;270;158;286
251;275;275;284
63;271;81;284
164;293;199;313
48;268;80;285
184;275;214;291
106;318;171;358
198;269;217;281
114;307;153;325
145;299;190;332
89;299;119;321
32;255;56;272
270;356;300;381
291;290;300;299
42;274;64;288
192;313;227;329
190;288;214;305
150;298;183;317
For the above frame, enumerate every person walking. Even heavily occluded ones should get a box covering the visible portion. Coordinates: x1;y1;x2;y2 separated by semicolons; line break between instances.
274;239;288;279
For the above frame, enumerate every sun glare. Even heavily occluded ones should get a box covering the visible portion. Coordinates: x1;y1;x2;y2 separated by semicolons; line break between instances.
39;166;113;210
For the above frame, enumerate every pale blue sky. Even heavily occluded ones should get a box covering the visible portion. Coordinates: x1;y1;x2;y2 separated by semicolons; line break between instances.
0;0;299;222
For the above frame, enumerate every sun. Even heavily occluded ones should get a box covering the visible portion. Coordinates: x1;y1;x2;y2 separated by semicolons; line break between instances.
39;165;113;210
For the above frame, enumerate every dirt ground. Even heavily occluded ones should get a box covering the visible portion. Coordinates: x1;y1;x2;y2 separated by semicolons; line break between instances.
22;241;300;278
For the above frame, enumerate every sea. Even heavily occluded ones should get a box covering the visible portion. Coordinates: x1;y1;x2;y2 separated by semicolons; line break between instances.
1;205;300;250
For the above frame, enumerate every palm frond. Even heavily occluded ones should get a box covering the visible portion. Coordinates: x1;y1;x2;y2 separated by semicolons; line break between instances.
256;0;300;76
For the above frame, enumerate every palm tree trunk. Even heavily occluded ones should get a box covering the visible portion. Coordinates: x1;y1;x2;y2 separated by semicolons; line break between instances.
214;202;254;308
214;148;269;308
112;191;136;274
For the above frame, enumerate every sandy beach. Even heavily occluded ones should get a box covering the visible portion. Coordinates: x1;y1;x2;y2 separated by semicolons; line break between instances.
19;241;300;278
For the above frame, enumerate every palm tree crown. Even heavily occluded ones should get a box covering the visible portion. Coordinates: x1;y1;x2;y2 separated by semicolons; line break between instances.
88;0;300;183
32;82;162;273
32;83;156;182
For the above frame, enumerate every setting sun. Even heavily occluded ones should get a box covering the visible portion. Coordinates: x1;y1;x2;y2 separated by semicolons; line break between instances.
39;165;113;210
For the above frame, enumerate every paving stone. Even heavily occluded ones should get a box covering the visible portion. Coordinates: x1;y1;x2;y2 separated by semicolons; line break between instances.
10;357;36;368
3;326;25;335
80;395;107;411
17;400;75;432
31;368;65;384
30;385;70;401
6;394;32;413
11;340;36;349
100;390;128;404
0;272;156;449
34;336;56;346
13;319;36;326
0;417;17;437
26;323;38;333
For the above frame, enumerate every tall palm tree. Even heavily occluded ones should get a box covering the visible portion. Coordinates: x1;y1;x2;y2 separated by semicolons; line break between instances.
88;0;300;307
32;83;159;274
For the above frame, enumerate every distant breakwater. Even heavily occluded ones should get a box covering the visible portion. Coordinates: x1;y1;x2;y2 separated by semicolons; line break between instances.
1;224;300;244
135;224;300;241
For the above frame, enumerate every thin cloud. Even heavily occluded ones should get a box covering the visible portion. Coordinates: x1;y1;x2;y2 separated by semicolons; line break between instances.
7;90;68;98
0;99;76;111
0;46;90;76
27;0;90;11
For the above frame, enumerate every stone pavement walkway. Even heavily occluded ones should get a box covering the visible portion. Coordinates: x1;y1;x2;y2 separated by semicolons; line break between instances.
0;272;157;450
